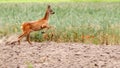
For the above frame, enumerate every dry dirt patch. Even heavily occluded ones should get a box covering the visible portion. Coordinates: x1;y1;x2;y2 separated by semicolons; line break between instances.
0;40;120;68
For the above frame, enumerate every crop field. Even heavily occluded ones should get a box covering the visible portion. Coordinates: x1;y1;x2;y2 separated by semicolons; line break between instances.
0;3;120;45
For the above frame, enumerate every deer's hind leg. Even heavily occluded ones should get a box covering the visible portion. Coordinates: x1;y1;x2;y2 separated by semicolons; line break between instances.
18;30;31;45
11;32;27;45
26;33;32;45
18;33;25;45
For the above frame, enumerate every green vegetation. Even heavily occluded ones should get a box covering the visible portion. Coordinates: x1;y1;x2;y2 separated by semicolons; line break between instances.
0;3;120;45
25;61;33;68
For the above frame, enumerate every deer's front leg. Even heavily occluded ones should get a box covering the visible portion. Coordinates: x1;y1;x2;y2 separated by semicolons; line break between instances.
41;24;51;33
42;24;51;29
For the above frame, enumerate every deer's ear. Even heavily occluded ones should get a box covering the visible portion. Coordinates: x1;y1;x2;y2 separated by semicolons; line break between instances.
48;5;51;8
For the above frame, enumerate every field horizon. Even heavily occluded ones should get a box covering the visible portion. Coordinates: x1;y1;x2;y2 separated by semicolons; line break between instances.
0;0;120;2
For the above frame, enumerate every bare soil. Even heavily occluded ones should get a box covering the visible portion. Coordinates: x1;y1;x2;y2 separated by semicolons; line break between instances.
0;36;120;68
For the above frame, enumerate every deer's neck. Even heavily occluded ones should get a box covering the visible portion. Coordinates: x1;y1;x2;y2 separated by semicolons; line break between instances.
43;11;49;20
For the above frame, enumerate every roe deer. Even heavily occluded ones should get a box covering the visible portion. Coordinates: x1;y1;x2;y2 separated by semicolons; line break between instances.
12;5;55;45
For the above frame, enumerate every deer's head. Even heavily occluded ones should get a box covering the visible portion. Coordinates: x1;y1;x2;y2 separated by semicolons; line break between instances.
47;5;55;14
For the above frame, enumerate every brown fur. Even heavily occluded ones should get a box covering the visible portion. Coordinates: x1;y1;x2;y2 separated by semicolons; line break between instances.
12;5;55;45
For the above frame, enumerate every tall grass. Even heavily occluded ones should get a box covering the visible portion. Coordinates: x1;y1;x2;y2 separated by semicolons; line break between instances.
0;3;120;45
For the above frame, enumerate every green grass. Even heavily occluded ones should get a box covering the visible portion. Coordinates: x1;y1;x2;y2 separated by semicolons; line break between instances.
0;3;120;45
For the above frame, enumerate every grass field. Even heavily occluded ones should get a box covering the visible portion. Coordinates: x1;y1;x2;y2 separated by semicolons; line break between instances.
0;3;120;45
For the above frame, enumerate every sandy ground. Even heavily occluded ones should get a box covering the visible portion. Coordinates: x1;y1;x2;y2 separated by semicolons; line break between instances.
0;36;120;68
